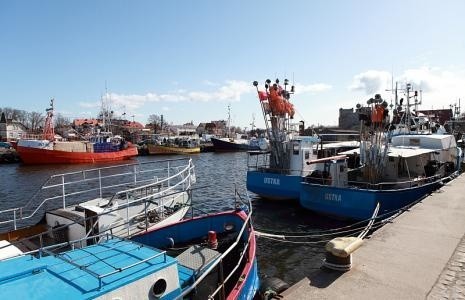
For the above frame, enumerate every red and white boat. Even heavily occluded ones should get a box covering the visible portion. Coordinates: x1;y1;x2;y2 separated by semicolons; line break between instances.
17;99;138;164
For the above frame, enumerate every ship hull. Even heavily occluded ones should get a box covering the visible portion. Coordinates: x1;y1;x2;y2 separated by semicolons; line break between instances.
17;145;138;164
147;144;200;155
211;138;259;152
300;180;440;220
246;170;301;201
132;210;259;300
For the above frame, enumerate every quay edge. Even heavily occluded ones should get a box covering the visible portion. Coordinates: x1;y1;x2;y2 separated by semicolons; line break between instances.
281;173;465;299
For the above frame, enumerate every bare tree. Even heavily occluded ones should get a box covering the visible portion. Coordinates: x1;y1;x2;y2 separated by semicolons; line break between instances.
147;114;166;133
28;111;45;132
0;107;28;126
54;113;71;129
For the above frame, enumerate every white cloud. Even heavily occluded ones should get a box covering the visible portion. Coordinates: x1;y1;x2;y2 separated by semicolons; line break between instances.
79;80;255;110
295;83;332;94
349;70;392;94
203;80;218;86
349;67;465;109
78;101;100;108
77;80;332;117
162;106;170;111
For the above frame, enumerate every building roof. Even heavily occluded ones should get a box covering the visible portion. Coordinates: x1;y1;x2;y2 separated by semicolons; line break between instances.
124;121;144;129
73;118;100;126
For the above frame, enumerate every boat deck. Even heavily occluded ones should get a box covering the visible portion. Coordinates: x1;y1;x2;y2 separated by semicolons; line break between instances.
0;238;178;299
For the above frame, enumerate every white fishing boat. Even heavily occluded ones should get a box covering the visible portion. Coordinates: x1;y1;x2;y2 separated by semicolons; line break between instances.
0;158;195;248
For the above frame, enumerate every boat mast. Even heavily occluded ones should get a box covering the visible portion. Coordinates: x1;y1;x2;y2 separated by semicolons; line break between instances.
253;78;295;169
405;83;411;131
43;98;55;141
227;104;231;138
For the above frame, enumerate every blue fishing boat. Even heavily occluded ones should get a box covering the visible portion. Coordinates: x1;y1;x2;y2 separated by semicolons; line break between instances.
246;79;358;200
300;86;462;220
246;79;320;200
0;189;259;299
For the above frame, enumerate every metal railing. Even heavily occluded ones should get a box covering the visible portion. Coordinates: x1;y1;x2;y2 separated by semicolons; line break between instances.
0;158;195;230
0;185;254;299
0;186;200;260
303;172;446;190
180;189;254;300
41;236;167;290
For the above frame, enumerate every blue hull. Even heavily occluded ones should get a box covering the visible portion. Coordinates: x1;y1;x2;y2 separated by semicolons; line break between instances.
132;211;259;299
300;181;440;220
246;170;301;200
238;259;260;300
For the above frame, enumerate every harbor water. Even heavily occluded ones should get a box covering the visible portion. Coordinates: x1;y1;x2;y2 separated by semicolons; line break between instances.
0;152;351;286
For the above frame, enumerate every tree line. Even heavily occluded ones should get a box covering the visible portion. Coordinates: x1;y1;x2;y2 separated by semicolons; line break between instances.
0;107;71;131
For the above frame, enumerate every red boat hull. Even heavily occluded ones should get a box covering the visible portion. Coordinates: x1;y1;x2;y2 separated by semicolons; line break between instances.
17;145;138;164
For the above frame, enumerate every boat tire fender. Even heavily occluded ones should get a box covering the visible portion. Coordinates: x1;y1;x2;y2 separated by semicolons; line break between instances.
260;277;289;299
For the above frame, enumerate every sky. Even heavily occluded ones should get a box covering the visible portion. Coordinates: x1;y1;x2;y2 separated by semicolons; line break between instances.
1;0;465;129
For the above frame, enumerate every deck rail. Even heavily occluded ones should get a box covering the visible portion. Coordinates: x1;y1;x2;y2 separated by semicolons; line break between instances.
41;235;167;290
0;186;201;260
0;158;195;230
180;188;254;300
0;185;254;299
303;172;447;190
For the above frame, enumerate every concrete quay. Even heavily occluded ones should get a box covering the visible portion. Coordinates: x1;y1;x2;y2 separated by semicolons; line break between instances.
282;174;465;300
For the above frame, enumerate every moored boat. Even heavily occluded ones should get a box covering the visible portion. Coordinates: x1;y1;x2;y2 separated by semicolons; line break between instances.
300;86;462;220
0;188;258;299
211;105;267;152
0;158;196;245
16;99;138;164
211;136;264;152
147;137;201;155
246;78;328;200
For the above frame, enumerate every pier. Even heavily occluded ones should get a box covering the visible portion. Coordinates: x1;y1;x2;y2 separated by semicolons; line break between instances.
282;174;465;299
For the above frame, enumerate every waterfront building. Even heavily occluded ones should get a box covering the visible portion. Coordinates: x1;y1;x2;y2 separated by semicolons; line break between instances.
0;113;28;141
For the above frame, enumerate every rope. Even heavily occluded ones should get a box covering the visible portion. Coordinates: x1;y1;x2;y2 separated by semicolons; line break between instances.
255;216;391;245
254;191;434;244
358;202;380;239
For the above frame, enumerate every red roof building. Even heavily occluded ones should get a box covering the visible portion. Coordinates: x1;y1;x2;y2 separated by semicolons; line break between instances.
73;118;100;127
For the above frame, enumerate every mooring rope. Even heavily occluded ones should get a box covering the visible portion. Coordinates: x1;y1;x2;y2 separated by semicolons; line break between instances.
357;202;380;239
253;192;434;244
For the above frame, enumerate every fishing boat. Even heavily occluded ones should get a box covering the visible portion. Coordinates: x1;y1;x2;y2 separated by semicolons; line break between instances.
246;78;325;200
300;85;462;220
211;105;267;152
0;158;195;246
211;136;265;152
16;99;138;164
0;188;258;299
147;136;201;155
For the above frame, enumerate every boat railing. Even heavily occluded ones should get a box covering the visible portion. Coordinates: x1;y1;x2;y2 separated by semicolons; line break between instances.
180;189;254;299
84;161;195;238
0;227;168;290
0;186;254;298
40;235;167;290
0;158;194;230
17;133;44;140
0;185;245;257
304;173;444;190
0;187;197;261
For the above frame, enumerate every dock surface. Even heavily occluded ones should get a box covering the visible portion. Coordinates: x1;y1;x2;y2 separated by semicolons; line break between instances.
282;174;465;300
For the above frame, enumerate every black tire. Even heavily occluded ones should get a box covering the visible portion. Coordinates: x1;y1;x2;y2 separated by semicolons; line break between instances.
260;277;289;296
